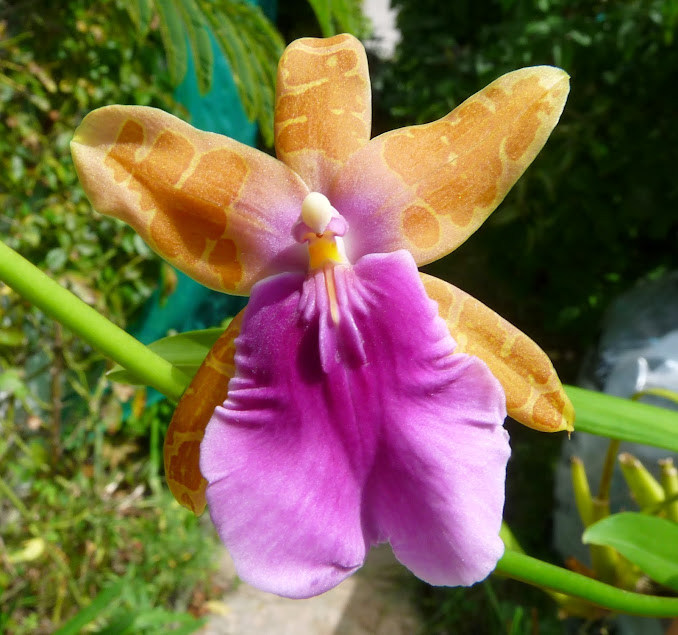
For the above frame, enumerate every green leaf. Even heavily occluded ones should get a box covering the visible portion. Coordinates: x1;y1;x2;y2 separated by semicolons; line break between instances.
95;612;136;635
307;0;334;36
331;0;369;36
53;579;125;635
176;0;214;95
107;327;225;384
156;0;189;86
45;247;67;271
0;369;29;400
583;512;678;591
170;621;208;635
124;0;154;37
566;385;678;453
96;607;205;634
128;607;205;630
306;0;369;38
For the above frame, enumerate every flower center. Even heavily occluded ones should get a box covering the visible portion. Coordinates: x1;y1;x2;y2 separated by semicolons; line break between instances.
295;192;349;271
294;192;350;324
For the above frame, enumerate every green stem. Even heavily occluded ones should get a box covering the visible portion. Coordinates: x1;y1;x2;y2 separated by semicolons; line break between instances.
0;241;190;402
633;387;678;407
496;551;678;617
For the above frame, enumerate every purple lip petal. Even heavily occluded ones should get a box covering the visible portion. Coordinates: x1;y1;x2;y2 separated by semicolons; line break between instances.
200;250;510;598
362;350;510;586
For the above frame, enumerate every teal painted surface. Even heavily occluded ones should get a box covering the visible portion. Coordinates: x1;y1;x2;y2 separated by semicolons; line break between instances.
174;31;258;142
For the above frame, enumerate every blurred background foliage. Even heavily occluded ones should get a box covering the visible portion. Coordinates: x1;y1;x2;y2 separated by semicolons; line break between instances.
378;0;678;380
372;2;678;630
373;1;678;631
1;0;678;632
0;1;217;632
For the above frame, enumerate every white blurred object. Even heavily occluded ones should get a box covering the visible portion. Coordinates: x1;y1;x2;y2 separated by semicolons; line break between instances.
605;343;678;408
581;271;678;398
577;271;678;409
363;0;400;58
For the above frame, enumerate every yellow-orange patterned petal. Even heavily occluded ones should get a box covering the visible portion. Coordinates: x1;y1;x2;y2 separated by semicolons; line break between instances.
71;106;309;295
421;274;574;433
164;311;244;514
275;33;371;194
330;67;569;265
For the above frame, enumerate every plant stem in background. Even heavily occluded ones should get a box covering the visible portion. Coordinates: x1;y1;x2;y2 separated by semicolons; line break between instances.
587;439;620;583
619;452;665;510
571;456;594;527
589;496;617;584
633;388;678;407
598;439;620;502
0;241;191;402
496;551;678;617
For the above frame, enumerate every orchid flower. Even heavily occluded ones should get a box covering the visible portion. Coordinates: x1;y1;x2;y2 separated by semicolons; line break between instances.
71;34;573;599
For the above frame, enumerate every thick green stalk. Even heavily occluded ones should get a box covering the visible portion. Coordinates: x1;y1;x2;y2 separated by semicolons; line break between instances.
496;551;678;617
0;241;191;402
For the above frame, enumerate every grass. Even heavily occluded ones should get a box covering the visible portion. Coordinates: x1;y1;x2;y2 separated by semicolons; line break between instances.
0;397;221;634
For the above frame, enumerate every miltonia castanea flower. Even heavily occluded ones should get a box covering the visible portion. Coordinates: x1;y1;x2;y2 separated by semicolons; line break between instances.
71;34;574;599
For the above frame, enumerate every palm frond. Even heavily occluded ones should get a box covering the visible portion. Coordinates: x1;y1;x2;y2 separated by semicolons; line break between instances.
122;0;154;37
155;0;189;86
176;0;214;94
121;0;367;143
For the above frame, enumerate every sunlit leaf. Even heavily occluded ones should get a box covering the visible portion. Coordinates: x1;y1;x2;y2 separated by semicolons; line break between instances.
583;513;678;591
7;538;45;564
566;385;678;453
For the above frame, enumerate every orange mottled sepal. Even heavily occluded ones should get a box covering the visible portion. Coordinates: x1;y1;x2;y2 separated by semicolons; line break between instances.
275;33;371;194
71;106;309;295
331;67;569;265
421;274;574;433
164;311;244;514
